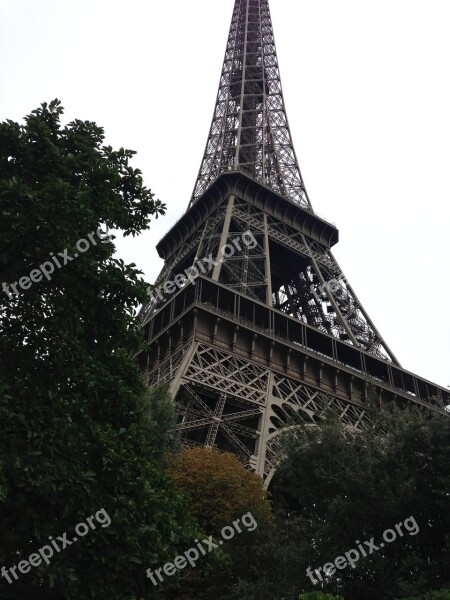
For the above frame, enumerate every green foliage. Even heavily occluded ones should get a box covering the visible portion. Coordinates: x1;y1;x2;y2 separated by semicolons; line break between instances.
266;403;450;600
167;447;273;535
299;593;345;600
0;101;199;599
400;591;450;600
164;448;274;600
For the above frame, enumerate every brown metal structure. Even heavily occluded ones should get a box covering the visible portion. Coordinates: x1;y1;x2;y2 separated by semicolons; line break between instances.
190;0;311;211
137;0;449;485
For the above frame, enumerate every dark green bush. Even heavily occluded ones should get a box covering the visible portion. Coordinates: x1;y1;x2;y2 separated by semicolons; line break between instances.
299;593;345;600
401;591;450;600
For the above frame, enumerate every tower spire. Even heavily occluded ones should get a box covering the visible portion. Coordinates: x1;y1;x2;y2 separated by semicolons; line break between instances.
191;0;312;211
138;0;450;484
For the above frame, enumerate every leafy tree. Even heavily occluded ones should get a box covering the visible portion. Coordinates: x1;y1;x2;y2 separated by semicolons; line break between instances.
167;447;272;535
299;593;345;600
165;447;274;599
0;100;198;599
400;592;450;600
269;404;450;600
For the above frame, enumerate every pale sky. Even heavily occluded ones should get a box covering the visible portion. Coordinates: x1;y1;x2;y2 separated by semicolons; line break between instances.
1;0;449;389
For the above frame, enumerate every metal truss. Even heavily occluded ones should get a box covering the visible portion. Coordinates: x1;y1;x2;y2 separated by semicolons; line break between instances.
184;343;269;405
141;195;398;361
146;341;373;482
264;373;372;482
139;0;450;486
157;196;397;363
140;207;226;324
190;0;312;211
140;0;397;362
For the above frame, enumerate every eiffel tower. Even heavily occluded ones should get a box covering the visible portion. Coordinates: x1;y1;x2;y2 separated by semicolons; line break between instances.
138;0;450;485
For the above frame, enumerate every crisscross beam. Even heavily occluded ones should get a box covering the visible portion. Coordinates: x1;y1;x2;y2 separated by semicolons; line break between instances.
190;0;312;211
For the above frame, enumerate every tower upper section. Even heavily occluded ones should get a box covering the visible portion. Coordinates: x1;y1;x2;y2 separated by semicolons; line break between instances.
190;0;312;211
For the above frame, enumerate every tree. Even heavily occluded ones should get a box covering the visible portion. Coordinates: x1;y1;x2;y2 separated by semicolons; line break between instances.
298;593;345;600
0;100;198;599
167;447;272;535
165;447;274;599
400;592;450;600
269;404;450;600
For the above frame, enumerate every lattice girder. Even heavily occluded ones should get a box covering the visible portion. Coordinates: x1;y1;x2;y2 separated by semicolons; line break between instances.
138;0;450;487
145;341;377;482
141;190;398;363
190;0;312;210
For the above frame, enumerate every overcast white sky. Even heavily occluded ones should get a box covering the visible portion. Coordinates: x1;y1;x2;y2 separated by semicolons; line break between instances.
1;0;449;389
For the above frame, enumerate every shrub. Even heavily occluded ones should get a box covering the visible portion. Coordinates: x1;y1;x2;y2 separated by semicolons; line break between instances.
299;593;346;600
401;591;450;600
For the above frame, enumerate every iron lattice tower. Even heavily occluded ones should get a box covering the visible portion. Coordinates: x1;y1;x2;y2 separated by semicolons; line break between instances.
191;0;311;210
138;0;449;485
